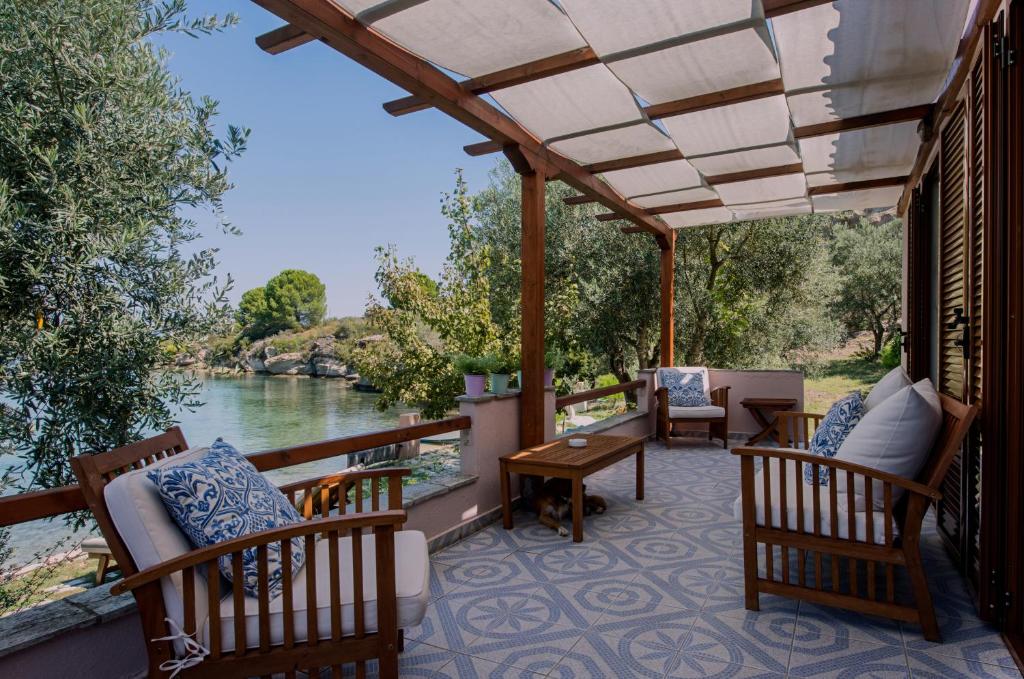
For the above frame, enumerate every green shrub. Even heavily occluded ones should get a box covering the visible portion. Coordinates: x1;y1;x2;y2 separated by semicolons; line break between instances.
595;373;625;401
879;334;902;369
453;354;497;375
544;349;566;370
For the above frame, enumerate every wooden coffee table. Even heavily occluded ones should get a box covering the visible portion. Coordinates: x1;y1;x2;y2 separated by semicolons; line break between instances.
499;434;644;542
740;397;798;445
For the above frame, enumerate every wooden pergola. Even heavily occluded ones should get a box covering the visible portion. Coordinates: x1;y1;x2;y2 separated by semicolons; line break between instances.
248;0;966;448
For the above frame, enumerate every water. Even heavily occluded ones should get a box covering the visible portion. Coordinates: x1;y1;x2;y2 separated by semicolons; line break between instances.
3;374;411;565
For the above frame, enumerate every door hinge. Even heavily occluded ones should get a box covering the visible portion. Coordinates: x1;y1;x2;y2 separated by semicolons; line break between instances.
948;307;971;360
996;34;1018;68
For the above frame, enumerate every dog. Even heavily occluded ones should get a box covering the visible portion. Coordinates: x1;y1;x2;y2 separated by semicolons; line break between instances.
529;478;607;537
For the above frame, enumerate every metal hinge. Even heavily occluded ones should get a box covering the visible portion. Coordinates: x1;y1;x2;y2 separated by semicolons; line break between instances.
996;34;1018;68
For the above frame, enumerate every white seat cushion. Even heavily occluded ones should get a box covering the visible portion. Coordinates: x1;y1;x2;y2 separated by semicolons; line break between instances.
732;458;897;545
669;405;725;419
202;530;429;653
104;447;212;653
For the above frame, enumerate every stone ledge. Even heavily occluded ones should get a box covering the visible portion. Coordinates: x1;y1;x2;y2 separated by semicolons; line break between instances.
559;408;648;436
401;473;477;509
0;582;136;658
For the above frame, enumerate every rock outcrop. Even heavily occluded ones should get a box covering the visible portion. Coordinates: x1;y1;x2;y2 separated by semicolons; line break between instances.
263;352;312;375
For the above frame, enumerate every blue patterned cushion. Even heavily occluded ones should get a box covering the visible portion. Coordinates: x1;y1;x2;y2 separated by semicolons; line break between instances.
658;368;711;407
147;439;305;598
804;392;865;485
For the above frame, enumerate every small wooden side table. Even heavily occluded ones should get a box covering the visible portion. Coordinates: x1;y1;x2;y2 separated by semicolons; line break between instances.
740;397;798;445
499;434;644;542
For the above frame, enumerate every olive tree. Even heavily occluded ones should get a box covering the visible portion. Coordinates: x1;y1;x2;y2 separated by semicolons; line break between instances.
0;0;247;493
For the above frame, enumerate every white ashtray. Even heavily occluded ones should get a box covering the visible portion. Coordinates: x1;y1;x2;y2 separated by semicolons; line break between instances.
567;438;588;448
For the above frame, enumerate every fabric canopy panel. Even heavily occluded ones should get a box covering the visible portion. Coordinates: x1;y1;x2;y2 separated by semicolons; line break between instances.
331;0;381;16
662;95;793;157
605;27;779;105
631;186;719;208
800;121;921;187
369;0;586;79
662;207;734;229
688;144;801;177
812;186;905;212
730;198;813;222
773;0;970;126
549;123;676;165
558;0;760;57
601;159;702;198
715;173;808;206
491;65;643;141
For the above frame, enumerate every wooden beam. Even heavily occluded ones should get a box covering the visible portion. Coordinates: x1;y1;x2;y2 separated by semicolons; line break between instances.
648;198;724;215
384;47;600;116
807;175;910;196
793;105;933;139
660;231;676;367
464;140;503;156
256;23;317;54
596;213;626;222
706;163;805;185
564;194;597;205
620;226;645;234
644;79;784;120
247;0;669;240
520;169;546;447
583;149;684;174
762;0;836;18
898;0;1002;213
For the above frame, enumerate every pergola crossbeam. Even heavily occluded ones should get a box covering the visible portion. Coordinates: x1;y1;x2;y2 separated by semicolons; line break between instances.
706;163;805;185
793;104;933;139
250;0;668;241
807;175;910;196
643;79;785;120
583;149;684;174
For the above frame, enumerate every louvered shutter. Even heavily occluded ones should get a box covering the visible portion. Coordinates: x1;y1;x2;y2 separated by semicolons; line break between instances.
937;100;968;557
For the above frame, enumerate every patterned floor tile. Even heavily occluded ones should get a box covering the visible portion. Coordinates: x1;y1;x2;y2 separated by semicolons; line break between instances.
788;633;910;677
907;650;1023;678
550;630;681;679
592;599;698;650
903;616;1019;669
464;625;583;674
527;581;615;629
431;653;544;678
796;602;904;647
405;598;481;651
666;655;785;678
679;612;795;674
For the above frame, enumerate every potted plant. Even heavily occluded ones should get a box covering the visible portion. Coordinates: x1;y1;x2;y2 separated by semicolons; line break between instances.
454;354;496;397
487;353;515;395
544;349;565;387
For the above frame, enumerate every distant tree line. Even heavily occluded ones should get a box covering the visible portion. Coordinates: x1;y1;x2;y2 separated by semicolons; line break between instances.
358;163;903;417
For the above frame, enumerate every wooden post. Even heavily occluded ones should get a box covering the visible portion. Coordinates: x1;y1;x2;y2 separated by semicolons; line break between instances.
660;230;675;367
519;166;546;447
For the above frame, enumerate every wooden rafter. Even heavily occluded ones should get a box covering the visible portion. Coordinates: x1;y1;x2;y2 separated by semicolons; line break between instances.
383;47;600;116
706;163;805;185
761;0;837;18
250;0;669;241
643;79;784;120
564;194;597;205
807;175;910;196
648;198;724;215
464;140;503;156
583;149;684;174
256;23;317;54
793;105;933;139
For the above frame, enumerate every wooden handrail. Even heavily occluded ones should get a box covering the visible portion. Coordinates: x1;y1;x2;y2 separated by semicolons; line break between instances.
556;379;645;409
0;415;471;527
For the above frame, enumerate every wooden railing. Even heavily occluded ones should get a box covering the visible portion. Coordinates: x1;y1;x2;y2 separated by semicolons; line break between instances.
0;415;471;528
555;379;646;409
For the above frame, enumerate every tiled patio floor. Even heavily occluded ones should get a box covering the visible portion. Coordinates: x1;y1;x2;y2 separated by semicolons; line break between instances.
394;441;1020;678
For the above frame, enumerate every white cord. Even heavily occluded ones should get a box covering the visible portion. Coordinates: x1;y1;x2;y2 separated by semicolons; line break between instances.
152;617;210;678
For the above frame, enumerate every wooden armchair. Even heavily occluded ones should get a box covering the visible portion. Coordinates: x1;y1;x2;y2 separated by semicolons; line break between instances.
655;367;730;449
71;427;424;679
732;395;977;641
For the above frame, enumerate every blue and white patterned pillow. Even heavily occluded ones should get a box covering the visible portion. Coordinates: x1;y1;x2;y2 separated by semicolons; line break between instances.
658;368;710;407
804;392;865;485
148;439;305;598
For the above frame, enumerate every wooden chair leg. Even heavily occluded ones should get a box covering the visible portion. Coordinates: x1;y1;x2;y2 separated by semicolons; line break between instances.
378;646;399;679
94;554;109;585
905;541;941;642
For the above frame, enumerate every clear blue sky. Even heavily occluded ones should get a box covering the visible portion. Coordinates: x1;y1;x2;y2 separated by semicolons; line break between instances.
156;1;497;317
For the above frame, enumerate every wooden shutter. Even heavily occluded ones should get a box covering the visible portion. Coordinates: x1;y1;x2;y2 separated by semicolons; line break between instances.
937;100;968;556
964;55;986;588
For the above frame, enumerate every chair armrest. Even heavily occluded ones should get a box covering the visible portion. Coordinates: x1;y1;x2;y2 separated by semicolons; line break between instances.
280;468;411;516
774;411;823;449
710;386;730;408
730;446;941;501
111;510;407;596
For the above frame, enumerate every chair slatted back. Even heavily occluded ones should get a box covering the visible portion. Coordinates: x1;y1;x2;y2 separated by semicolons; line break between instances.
70;426;190;577
916;394;978;492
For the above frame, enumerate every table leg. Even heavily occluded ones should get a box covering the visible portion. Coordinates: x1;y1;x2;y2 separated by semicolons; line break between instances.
500;461;513;529
636;447;644;501
571;475;584;543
